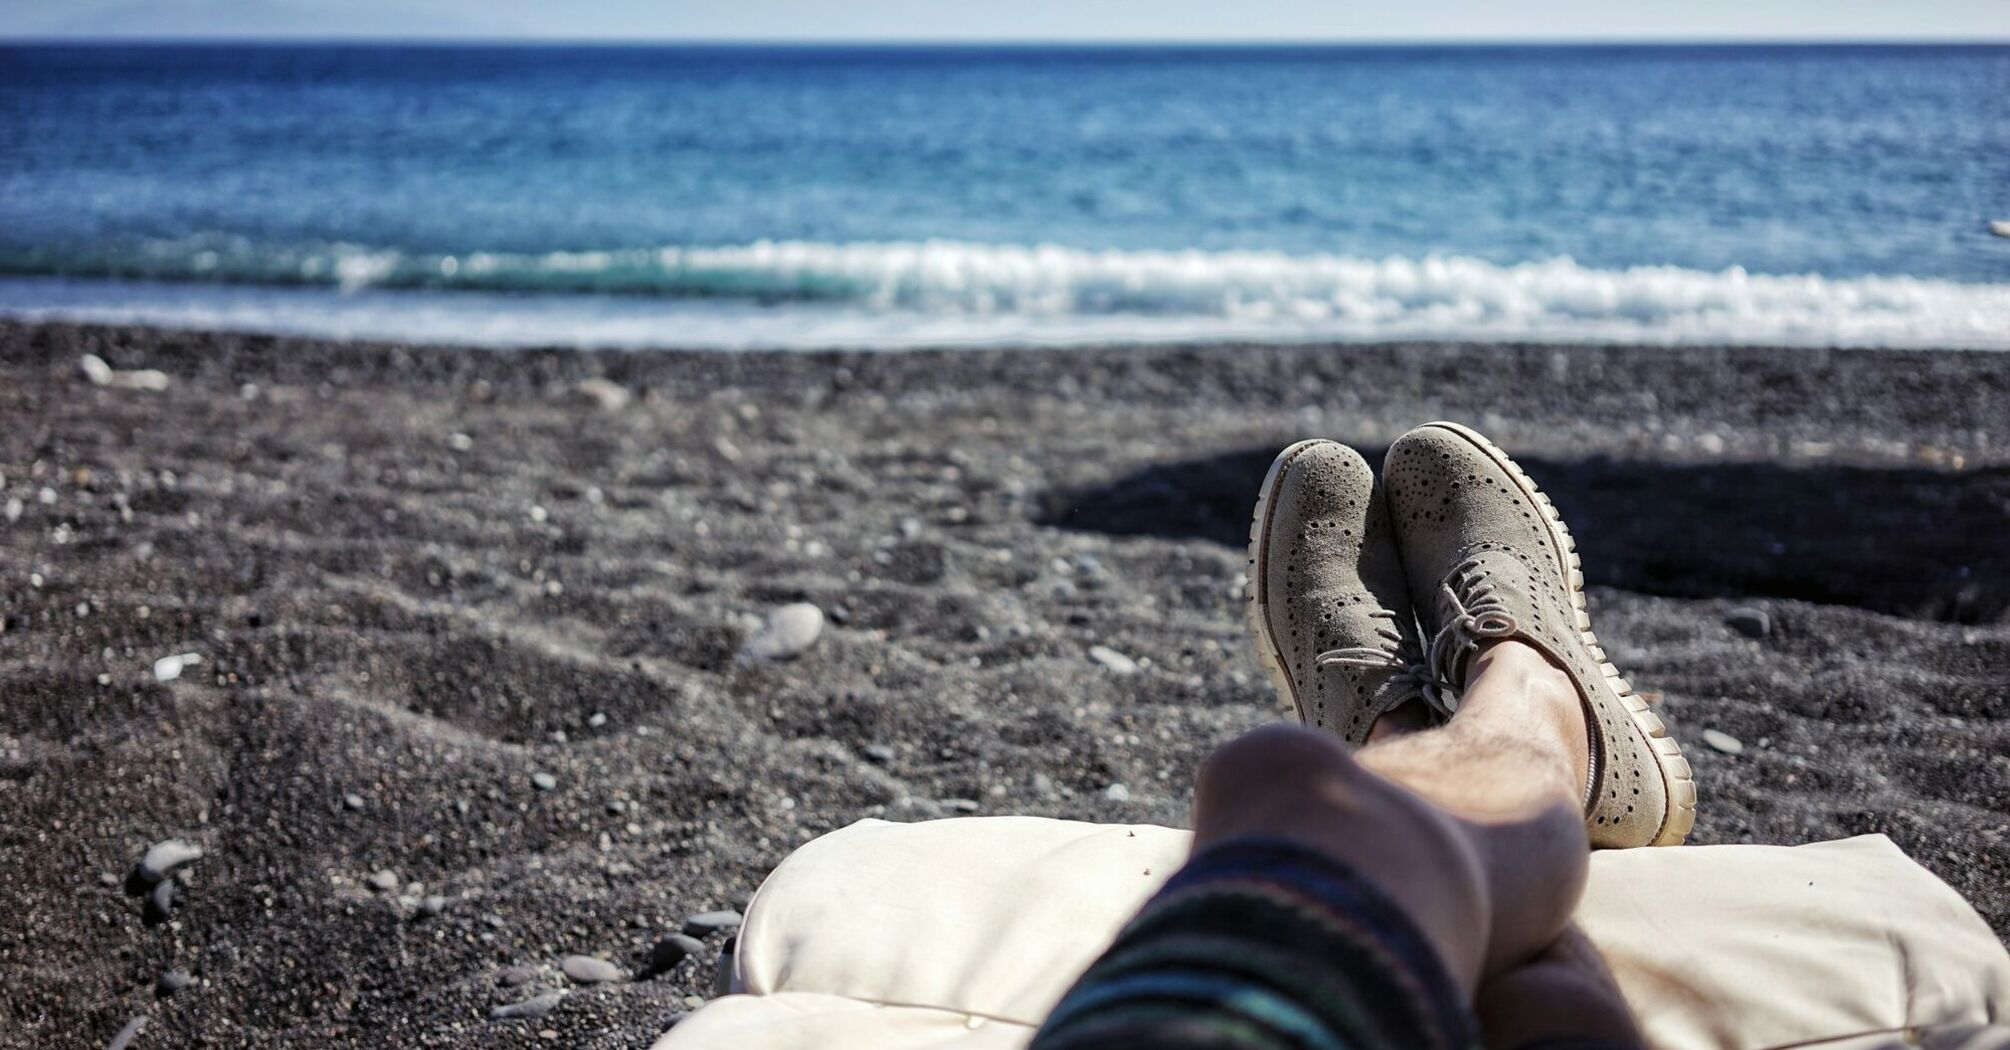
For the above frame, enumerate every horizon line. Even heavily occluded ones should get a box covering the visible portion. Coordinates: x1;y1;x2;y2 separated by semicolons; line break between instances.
6;36;2010;47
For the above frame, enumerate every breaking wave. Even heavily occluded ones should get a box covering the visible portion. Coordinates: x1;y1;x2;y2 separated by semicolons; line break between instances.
2;238;2007;349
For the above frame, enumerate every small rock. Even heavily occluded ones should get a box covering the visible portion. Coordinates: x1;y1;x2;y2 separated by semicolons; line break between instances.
497;965;539;987
491;993;565;1021
1702;729;1745;756
418;895;449;919
643;933;706;976
1103;783;1132;803
343;793;366;811
740;603;824;662
575;378;632;413
587;711;607;728
99;872;122;888
366;869;400;893
560;954;624;985
112;369;171;392
143;880;175;925
155;970;191;997
80;353;114;385
682;994;706;1009
1031;773;1057;798
1725;607;1771;639
531;772;558;792
1087;645;1139;675
151;652;202;683
106;1016;148;1050
135;840;203;885
682;910;743;938
942;798;981;813
861;743;895;765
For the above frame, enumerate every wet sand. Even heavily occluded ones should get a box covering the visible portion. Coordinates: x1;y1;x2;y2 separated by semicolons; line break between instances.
2;321;2005;1047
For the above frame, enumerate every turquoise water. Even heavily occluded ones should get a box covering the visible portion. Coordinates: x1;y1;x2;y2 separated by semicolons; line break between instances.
2;44;2007;348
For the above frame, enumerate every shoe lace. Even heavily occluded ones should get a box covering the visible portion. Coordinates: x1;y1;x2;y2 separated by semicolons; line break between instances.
1421;557;1523;715
1313;608;1438;714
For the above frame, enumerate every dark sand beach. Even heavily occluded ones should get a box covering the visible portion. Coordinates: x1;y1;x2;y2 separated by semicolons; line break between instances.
2;321;2005;1048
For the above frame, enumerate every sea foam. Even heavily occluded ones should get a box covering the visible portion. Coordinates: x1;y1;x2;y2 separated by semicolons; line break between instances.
2;239;2006;350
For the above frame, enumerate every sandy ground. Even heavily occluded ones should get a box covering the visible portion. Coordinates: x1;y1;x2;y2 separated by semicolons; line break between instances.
1;321;2005;1048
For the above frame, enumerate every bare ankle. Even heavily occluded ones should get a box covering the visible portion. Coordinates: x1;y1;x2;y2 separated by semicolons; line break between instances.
1460;640;1590;795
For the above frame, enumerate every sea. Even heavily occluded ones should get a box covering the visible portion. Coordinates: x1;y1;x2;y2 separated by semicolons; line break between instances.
2;43;2007;350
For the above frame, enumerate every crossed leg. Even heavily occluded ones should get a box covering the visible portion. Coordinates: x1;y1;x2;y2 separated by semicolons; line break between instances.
1035;639;1641;1048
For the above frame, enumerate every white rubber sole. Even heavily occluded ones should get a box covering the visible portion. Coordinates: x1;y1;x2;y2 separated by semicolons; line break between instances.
1413;421;1697;846
1242;439;1333;727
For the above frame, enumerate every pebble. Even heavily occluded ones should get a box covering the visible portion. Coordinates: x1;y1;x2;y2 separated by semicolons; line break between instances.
682;995;706;1009
155;970;191;997
1087;645;1139;675
144;880;175;925
740;603;825;661
79;353;172;390
151;652;203;683
116;369;171;392
643;933;706;975
106;1016;148;1050
418;895;449;919
342;793;366;811
490;993;565;1021
1103;783;1132;802
366;869;400;893
862;743;896;765
1725;607;1771;639
80;353;114;386
943;798;981;813
1702;729;1746;756
531;772;558;791
1031;773;1057;798
136;840;203;885
575;378;633;413
682;910;743;938
560;954;625;984
497;965;539;987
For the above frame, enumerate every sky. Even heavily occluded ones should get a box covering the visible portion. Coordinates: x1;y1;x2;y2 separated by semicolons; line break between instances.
4;0;2007;42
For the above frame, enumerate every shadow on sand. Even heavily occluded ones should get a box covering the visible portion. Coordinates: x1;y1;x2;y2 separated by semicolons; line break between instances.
1041;446;2009;624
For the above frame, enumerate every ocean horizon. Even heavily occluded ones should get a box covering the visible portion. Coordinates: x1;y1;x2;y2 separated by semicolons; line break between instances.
3;42;2007;349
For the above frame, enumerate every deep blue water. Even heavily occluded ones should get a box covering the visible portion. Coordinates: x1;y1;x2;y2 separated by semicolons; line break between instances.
1;44;2007;348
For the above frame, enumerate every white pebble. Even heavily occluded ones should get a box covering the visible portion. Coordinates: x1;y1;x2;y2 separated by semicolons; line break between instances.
137;840;204;884
151;653;203;682
740;603;824;662
1702;729;1745;755
1087;645;1139;675
575;378;632;413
